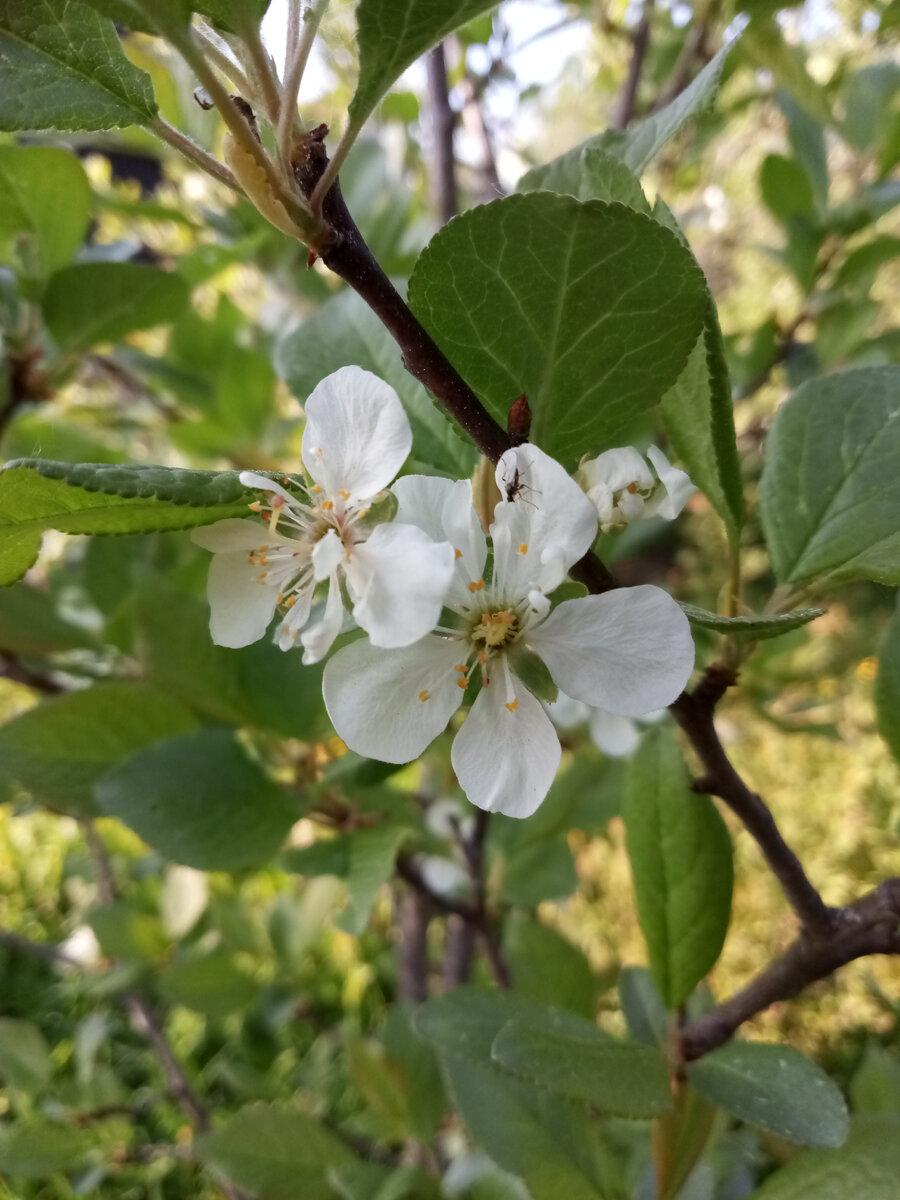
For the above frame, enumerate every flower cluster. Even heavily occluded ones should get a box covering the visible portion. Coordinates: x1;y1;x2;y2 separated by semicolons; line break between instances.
194;367;696;818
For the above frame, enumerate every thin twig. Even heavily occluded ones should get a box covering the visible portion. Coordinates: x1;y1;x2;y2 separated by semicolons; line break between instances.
670;669;837;937
426;42;458;224
612;0;655;129
149;116;242;192
681;878;900;1059
238;20;283;124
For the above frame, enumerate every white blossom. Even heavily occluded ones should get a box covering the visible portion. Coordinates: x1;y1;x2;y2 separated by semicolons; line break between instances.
192;366;455;664
545;691;666;757
324;444;694;818
578;444;695;531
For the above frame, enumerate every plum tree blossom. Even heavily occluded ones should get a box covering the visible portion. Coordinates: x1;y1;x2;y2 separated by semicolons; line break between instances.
324;445;695;818
577;444;695;531
192;366;455;663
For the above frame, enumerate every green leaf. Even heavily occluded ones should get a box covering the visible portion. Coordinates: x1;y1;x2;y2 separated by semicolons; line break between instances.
381;1007;446;1143
133;581;327;739
680;603;825;640
161;949;260;1018
88;902;167;961
619;41;734;174
0;1018;52;1091
502;913;596;1019
95;729;297;870
274;288;475;478
661;302;745;537
753;1116;900;1200
741;18;831;124
349;0;497;134
842;62;900;154
0;681;198;816
623;727;733;1008
519;147;650;213
408;194;707;463
850;1044;900;1114
43;262;189;351
0;583;97;655
415;990;606;1200
492;1018;671;1118
0;0;157;131
195;1103;354;1200
689;1041;848;1149
760;154;817;224
0;1121;92;1178
619;966;667;1047
875;598;900;764
0;460;263;585
520;42;732;191
758;366;900;586
283;825;411;935
0;147;91;278
778;90;829;208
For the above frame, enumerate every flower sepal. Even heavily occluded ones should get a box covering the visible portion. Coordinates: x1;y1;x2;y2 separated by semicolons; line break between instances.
508;646;558;705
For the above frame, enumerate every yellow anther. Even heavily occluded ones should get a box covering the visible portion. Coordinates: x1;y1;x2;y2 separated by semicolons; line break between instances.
338;489;351;500
505;698;519;713
456;677;468;689
418;689;430;702
248;500;263;512
321;500;334;512
284;595;296;609
517;543;528;555
454;664;468;673
454;548;463;559
312;484;323;494
259;544;269;552
478;651;488;664
468;578;485;593
259;571;268;580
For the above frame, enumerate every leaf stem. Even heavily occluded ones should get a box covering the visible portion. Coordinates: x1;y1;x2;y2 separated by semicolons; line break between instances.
149;116;241;191
277;0;330;171
236;20;283;125
191;24;253;94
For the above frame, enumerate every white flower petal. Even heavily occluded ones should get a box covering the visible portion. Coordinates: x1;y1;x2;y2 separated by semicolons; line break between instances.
393;475;486;608
323;636;463;762
578;446;653;495
300;575;345;664
588;709;640;757
276;582;314;650
451;676;561;818
345;523;455;648
312;528;344;581
238;471;299;506
492;446;597;595
418;855;472;898
205;550;278;647
301;366;412;501
645;445;696;519
191;517;268;553
529;585;695;716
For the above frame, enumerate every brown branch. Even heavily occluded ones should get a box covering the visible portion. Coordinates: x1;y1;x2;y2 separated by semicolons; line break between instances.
612;0;656;130
670;668;837;938
682;878;900;1059
396;887;432;1005
426;43;458;225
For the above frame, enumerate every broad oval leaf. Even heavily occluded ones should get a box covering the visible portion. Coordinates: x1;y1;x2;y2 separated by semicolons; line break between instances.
688;1041;849;1149
195;1103;353;1200
0;681;198;817
491;1018;671;1118
519;147;650;213
0;0;157;131
0;460;262;585
42;262;189;351
661;302;745;538
349;0;496;135
753;1116;900;1200
0;1018;52;1091
408;193;708;463
623;727;733;1009
759;366;900;586
94;729;297;870
0;146;91;278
